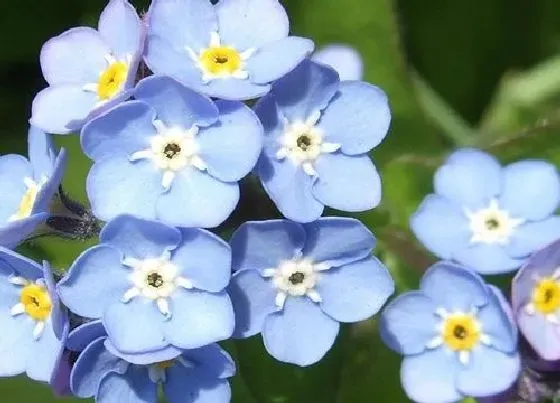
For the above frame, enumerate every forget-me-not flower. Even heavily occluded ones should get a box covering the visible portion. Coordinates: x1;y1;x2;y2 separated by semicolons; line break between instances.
0;127;66;248
312;44;363;81
145;0;314;100
31;0;143;134
228;218;394;366
256;60;390;223
0;247;68;382
381;262;520;403
67;321;234;403
58;214;234;354
411;149;560;274
82;75;263;228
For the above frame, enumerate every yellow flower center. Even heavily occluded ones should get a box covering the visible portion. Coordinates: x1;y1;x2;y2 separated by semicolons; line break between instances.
20;284;52;321
97;61;128;101
10;179;40;222
199;47;242;76
532;278;560;314
442;313;481;351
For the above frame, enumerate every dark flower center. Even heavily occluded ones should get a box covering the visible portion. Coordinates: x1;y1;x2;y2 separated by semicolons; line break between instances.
296;135;312;151
213;54;229;64
453;325;468;340
484;218;500;230
289;272;305;285
164;143;182;159
545;288;556;303
147;273;164;288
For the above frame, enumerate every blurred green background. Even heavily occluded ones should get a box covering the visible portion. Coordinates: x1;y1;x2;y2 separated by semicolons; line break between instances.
1;0;560;401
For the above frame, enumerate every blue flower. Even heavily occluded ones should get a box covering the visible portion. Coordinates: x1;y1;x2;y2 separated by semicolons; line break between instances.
380;262;520;403
58;214;234;354
411;149;560;274
144;0;314;101
255;60;390;223
67;320;234;403
512;238;560;361
0;127;66;248
312;44;363;81
31;0;143;134
0;247;69;382
82;76;263;228
228;218;394;366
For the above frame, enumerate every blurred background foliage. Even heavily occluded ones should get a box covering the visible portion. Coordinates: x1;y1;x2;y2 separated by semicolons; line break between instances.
1;0;560;401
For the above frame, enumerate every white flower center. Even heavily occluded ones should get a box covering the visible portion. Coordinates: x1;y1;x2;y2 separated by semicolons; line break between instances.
120;252;193;319
464;199;524;245
129;120;207;190
262;257;330;309
9;176;46;222
275;110;341;177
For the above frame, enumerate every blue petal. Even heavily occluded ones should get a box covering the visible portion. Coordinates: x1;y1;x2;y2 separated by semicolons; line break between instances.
70;337;123;398
410;194;471;260
246;37;314;84
81;101;157;161
269;59;339;122
380;291;439;355
420;262;489;311
0;310;30;377
456;347;520;398
401;348;461;403
229;270;278;338
134;76;219;129
0;246;43;280
105;340;181;365
201;78;270;101
42;260;68;339
506;217;560;258
147;0;217;52
317;257;394;323
312;44;363;81
182;344;236;379
40;27;110;85
477;288;517;354
518;310;560;361
170;228;231;292
302;217;375;268
27;318;64;382
33;147;67;214
258;155;323;222
156;167;239;228
98;0;142;60
97;368;156;403
31;85;98;134
312;153;382;212
434;148;502;210
254;93;285;145
318;82;390;155
100;215;181;261
229;220;306;273
215;0;288;50
163;290;234;350
58;245;130;319
454;244;524;275
87;156;162;222
499;160;560;221
0;214;49;249
67;321;106;352
0;154;32;223
165;367;231;403
27;126;55;179
262;297;339;366
197;101;262;182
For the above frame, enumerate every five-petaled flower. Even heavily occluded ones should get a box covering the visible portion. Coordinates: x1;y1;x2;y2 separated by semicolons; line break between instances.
57;215;234;354
381;262;520;403
228;218;394;366
411;148;560;274
31;0;144;134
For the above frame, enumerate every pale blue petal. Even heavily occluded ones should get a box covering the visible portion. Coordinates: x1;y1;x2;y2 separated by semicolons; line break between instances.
134;76;219;129
506;217;560;258
33;148;67;213
0;214;48;249
81;101;157;161
317;257;394;323
263;297;339;367
499;160;560;221
215;0;288;50
0;247;43;281
171;228;231;292
31;85;98;134
197;101;262;182
230;220;305;273
254;95;285;149
229;270;278;338
246;37;314;84
0;311;33;377
58;245;130;319
454;244;525;275
202;78;270;101
380;291;439;355
477;288;517;354
42;260;67;339
302;217;375;268
434;148;502;210
313;153;382;212
27;126;55;179
40;27;109;85
318;82;390;155
97;368;156;403
519;309;560;361
105;340;181;365
312;44;363;81
182;344;235;379
98;0;142;60
165;368;231;403
0;155;33;223
100;215;181;261
156;167;239;228
67;321;106;352
401;348;461;403
258;156;324;223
